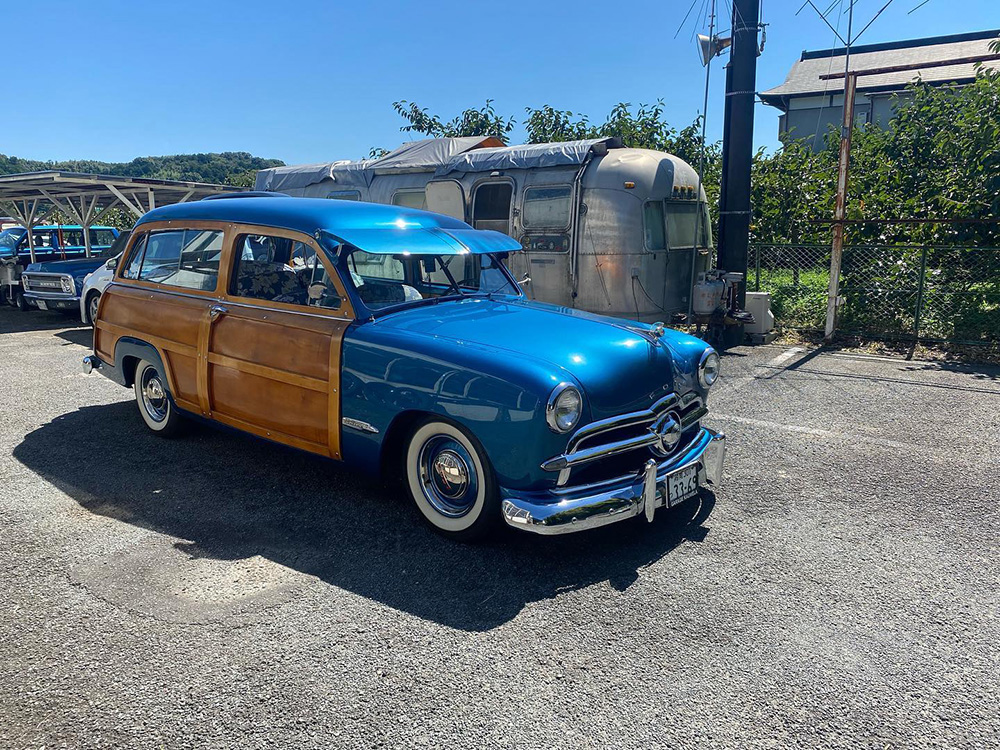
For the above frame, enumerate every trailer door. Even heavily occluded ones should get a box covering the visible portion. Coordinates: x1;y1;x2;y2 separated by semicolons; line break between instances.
425;180;466;221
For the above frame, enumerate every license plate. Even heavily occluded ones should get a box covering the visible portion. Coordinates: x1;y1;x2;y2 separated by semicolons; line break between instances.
36;300;47;310
666;464;699;507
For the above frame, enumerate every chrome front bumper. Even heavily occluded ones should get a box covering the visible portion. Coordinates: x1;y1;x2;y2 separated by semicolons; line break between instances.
501;427;725;535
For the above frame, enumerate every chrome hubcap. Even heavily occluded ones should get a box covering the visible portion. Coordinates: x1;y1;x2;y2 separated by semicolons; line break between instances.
418;436;478;518
89;296;99;322
140;368;168;422
432;450;469;499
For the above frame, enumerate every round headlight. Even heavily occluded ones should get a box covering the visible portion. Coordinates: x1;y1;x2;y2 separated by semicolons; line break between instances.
698;349;721;388
546;383;582;433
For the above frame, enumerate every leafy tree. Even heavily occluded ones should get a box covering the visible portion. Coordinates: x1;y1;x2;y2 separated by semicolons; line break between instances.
392;100;515;142
0;152;284;185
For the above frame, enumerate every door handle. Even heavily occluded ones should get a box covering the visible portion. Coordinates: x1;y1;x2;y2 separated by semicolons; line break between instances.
209;305;227;321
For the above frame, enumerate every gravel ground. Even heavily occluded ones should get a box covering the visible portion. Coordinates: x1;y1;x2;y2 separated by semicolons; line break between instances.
1;306;998;749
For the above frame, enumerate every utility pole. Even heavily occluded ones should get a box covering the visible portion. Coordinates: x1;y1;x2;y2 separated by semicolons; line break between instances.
716;0;761;348
824;1;855;341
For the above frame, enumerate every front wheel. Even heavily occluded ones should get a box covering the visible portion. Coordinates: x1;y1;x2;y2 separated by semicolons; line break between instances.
86;291;101;326
133;359;183;437
404;419;501;542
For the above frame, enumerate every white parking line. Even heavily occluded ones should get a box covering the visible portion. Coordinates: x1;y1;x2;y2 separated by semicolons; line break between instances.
765;346;807;368
712;412;923;451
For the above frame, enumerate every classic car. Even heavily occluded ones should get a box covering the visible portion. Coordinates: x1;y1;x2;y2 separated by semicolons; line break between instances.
82;196;725;540
19;226;121;314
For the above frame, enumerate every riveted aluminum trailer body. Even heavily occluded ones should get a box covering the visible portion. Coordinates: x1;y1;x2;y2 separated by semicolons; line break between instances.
256;137;713;322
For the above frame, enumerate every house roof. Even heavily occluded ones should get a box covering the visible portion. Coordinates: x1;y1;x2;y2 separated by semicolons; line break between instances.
761;28;1000;107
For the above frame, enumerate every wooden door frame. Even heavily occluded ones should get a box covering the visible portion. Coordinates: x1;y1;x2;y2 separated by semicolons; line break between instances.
209;223;356;461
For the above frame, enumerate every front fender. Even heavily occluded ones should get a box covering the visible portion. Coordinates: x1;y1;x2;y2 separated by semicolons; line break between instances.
339;324;578;489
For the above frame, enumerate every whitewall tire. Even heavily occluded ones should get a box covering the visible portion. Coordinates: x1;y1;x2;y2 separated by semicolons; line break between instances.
133;359;183;437
404;419;500;541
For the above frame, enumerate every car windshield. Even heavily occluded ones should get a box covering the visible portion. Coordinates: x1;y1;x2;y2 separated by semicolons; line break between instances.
0;228;25;253
343;248;519;312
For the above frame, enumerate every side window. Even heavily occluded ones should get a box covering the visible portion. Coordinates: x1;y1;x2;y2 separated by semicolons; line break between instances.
391;190;427;210
522;186;572;229
121;234;147;279
231;233;342;310
133;229;222;291
30;230;56;249
327;190;361;201
643;201;666;252
89;229;117;246
62;229;85;248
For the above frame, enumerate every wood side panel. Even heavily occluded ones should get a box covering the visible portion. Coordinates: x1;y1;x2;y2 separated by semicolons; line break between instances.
211;313;331;382
328;332;343;460
165;350;199;407
97;284;209;402
209;366;329;445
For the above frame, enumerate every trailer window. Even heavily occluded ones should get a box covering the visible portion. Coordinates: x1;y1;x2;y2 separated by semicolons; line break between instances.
472;182;513;234
327;190;360;201
522;186;572;229
665;202;710;249
643;201;666;251
391;190;427;210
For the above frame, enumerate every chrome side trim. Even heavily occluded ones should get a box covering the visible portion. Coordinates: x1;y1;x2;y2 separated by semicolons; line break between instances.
342;417;379;434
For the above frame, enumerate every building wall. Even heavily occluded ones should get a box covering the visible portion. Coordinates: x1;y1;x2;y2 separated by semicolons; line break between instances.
778;91;910;151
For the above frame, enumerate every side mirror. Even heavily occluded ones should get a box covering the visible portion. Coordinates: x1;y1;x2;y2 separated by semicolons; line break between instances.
518;273;531;286
105;256;120;271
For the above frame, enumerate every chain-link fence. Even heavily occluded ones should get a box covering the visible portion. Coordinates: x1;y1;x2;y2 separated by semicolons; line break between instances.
750;244;1000;345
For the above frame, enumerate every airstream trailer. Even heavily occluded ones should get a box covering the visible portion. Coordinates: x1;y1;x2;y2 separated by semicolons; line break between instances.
254;136;713;322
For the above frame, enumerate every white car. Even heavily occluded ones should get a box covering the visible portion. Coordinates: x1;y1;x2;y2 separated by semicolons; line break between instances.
79;230;130;325
80;254;120;325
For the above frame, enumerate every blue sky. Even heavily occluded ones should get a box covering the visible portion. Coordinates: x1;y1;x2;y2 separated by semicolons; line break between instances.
6;0;999;165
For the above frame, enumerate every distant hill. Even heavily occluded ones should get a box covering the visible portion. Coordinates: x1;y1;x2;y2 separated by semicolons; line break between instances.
0;152;285;187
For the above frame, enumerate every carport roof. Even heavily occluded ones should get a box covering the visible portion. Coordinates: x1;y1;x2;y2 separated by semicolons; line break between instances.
0;170;241;220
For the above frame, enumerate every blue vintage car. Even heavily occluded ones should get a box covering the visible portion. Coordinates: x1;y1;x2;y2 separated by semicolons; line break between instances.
83;196;725;540
17;226;121;313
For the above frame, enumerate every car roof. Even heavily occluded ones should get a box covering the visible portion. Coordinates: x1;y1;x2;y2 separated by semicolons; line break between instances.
136;196;523;256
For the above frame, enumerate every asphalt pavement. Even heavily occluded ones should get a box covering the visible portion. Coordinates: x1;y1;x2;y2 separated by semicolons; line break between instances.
1;305;998;749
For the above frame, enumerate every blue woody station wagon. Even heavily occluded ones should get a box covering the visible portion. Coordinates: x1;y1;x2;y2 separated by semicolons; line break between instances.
83;196;725;540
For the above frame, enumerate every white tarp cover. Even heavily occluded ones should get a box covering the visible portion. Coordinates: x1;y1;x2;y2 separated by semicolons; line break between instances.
434;138;622;176
370;136;498;174
254;137;500;192
255;160;374;192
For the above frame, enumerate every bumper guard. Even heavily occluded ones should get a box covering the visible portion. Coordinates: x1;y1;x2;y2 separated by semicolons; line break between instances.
501;427;725;535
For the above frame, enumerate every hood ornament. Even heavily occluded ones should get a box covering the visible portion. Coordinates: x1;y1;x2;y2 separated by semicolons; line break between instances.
649;321;665;340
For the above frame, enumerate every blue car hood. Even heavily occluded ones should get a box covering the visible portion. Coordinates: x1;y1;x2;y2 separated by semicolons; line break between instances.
369;297;691;419
26;257;105;277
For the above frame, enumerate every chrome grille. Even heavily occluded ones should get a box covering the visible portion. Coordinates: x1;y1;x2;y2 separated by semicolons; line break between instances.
22;273;68;293
542;392;707;487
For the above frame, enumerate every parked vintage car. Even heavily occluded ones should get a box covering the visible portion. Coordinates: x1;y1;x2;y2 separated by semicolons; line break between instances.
20;227;121;314
83;196;725;540
79;230;132;325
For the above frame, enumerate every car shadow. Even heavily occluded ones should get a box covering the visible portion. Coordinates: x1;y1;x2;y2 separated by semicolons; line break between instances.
0;306;84;334
14;402;716;632
55;327;94;347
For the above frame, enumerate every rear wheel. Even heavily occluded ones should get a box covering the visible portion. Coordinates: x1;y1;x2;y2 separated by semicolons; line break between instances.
404;419;500;542
132;358;183;437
